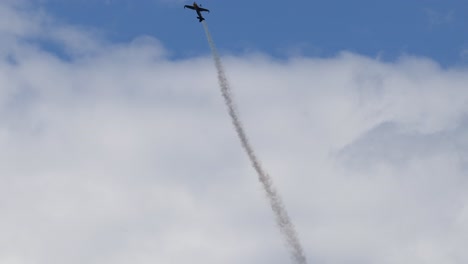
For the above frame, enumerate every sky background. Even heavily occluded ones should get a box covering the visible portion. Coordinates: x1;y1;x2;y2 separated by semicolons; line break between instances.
1;1;468;264
25;0;468;65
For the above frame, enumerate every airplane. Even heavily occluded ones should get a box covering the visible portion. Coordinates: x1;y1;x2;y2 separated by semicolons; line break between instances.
184;2;210;22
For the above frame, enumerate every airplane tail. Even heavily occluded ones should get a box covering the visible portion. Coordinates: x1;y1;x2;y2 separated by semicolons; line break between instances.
197;16;205;22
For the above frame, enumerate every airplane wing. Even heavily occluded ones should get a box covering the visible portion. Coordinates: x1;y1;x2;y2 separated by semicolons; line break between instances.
184;5;195;9
199;7;210;12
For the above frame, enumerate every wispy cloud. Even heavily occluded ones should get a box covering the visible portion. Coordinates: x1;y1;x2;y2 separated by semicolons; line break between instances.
461;48;468;61
424;8;455;27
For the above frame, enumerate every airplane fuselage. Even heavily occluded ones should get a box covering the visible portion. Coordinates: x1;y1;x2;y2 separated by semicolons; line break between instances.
193;3;203;20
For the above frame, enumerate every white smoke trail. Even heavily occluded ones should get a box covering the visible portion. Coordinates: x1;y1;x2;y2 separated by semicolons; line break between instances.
202;21;307;264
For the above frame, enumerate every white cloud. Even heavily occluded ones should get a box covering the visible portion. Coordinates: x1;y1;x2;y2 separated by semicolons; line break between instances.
1;2;468;264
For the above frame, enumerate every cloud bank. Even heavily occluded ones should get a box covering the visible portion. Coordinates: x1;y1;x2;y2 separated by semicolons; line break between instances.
1;2;468;264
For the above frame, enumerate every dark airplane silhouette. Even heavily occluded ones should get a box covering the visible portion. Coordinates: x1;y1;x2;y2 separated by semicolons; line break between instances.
184;2;210;22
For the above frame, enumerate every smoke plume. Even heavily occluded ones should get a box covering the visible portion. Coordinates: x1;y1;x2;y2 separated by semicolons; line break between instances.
202;21;308;264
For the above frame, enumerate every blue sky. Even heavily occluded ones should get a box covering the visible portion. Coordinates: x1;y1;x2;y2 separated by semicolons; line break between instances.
38;0;468;65
2;1;468;264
